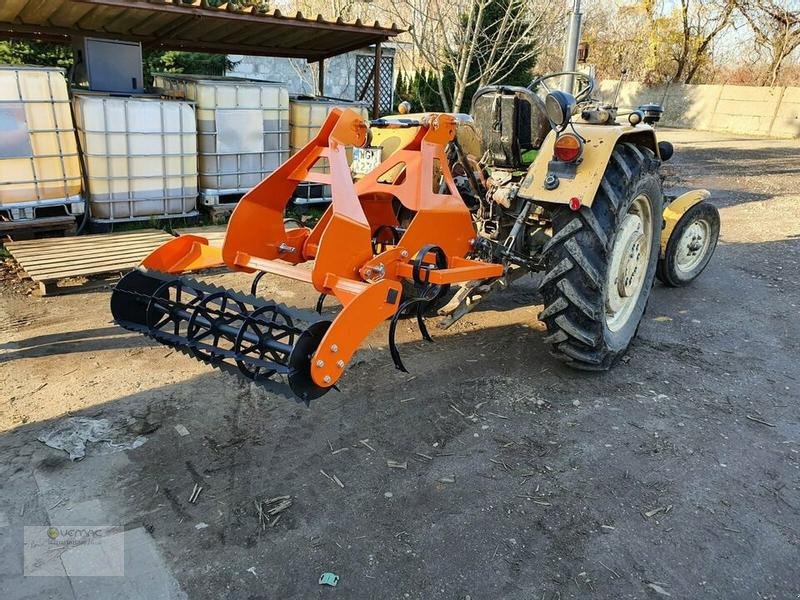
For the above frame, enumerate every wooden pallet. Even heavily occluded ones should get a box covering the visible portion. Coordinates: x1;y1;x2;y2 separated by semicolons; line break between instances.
174;225;227;247
5;229;175;296
0;215;77;241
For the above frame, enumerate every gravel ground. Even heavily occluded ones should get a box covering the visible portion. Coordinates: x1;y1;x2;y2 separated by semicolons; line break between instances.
0;129;798;600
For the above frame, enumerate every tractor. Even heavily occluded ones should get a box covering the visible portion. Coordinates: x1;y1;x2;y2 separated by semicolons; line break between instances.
111;71;720;402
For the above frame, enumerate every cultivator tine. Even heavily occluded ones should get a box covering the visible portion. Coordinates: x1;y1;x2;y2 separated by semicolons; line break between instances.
386;245;450;372
315;293;328;315
250;271;267;296
388;302;410;373
388;296;430;373
415;302;434;343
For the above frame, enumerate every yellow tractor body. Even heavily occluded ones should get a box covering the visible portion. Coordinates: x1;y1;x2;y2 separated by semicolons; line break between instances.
518;124;660;206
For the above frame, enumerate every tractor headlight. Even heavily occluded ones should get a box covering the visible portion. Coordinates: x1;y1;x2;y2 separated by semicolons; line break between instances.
545;91;576;130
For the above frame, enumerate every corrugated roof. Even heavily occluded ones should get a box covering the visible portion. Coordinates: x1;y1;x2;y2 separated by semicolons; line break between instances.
0;0;402;61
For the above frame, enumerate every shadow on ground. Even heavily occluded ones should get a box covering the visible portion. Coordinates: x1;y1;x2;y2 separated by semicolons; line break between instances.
1;278;799;599
0;327;153;362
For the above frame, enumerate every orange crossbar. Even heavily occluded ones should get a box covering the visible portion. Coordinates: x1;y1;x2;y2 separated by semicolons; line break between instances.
234;253;314;283
395;257;503;285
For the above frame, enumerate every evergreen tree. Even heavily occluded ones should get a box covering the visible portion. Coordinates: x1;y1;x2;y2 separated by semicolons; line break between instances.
0;41;73;69
393;68;451;113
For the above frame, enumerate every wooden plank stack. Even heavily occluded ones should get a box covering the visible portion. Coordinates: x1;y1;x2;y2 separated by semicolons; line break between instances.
5;229;174;295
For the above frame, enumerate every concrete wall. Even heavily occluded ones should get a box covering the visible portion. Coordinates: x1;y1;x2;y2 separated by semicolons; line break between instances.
598;80;800;139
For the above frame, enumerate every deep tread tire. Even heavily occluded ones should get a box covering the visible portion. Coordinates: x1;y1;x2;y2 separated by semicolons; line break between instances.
656;201;720;287
538;142;664;370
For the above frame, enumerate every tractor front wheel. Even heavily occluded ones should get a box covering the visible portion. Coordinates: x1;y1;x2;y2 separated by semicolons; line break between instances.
538;142;663;369
656;201;720;287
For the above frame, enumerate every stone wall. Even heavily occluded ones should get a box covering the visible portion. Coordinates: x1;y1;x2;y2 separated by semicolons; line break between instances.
598;80;800;139
227;47;395;102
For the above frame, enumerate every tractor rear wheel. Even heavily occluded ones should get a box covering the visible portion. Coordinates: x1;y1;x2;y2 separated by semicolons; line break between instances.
538;142;663;370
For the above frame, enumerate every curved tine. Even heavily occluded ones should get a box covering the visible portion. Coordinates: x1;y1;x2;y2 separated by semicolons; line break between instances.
388;296;421;373
388;310;408;372
315;293;327;315
415;301;433;342
251;271;267;296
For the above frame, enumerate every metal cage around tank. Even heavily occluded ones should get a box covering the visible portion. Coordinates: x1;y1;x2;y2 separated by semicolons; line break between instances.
0;65;84;221
154;74;290;206
71;91;198;224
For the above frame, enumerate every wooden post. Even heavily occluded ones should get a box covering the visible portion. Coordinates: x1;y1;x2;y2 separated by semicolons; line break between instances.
317;59;325;96
372;42;382;118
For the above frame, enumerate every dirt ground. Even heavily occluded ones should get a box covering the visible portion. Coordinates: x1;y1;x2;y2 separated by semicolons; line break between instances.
1;128;799;600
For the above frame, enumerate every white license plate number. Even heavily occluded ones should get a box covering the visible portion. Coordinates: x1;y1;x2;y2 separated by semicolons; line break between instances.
352;146;383;175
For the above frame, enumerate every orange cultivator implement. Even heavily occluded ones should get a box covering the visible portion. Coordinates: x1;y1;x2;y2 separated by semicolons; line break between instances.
111;109;503;402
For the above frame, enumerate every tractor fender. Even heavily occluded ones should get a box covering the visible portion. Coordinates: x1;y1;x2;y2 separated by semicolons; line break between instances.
518;123;660;207
660;189;711;258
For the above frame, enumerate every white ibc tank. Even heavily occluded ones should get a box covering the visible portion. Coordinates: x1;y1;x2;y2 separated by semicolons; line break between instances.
0;65;83;216
289;95;369;202
289;95;370;161
72;92;198;222
154;74;289;204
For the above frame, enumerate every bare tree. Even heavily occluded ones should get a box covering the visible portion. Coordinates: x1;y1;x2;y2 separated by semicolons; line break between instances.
388;0;561;111
287;0;560;109
736;0;800;86
671;0;735;83
577;1;649;82
578;0;735;85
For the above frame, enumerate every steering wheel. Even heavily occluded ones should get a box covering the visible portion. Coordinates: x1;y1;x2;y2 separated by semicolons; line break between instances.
528;71;595;104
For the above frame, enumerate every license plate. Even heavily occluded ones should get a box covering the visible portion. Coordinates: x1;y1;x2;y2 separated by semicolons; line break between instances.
351;146;383;176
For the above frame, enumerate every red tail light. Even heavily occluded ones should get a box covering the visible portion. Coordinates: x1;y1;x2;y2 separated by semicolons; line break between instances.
553;133;583;163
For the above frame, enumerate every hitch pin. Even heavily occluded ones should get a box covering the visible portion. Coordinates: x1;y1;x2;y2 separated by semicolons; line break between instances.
278;243;296;253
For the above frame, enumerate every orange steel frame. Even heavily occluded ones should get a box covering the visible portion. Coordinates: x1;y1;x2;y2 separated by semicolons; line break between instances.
139;108;503;390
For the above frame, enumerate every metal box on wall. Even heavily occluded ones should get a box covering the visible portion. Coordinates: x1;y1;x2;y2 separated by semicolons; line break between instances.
73;37;144;94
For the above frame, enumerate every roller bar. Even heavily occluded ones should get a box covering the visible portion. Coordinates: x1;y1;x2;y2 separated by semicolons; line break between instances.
110;269;329;403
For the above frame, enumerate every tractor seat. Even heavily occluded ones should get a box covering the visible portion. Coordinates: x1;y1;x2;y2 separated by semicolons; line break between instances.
470;86;551;170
